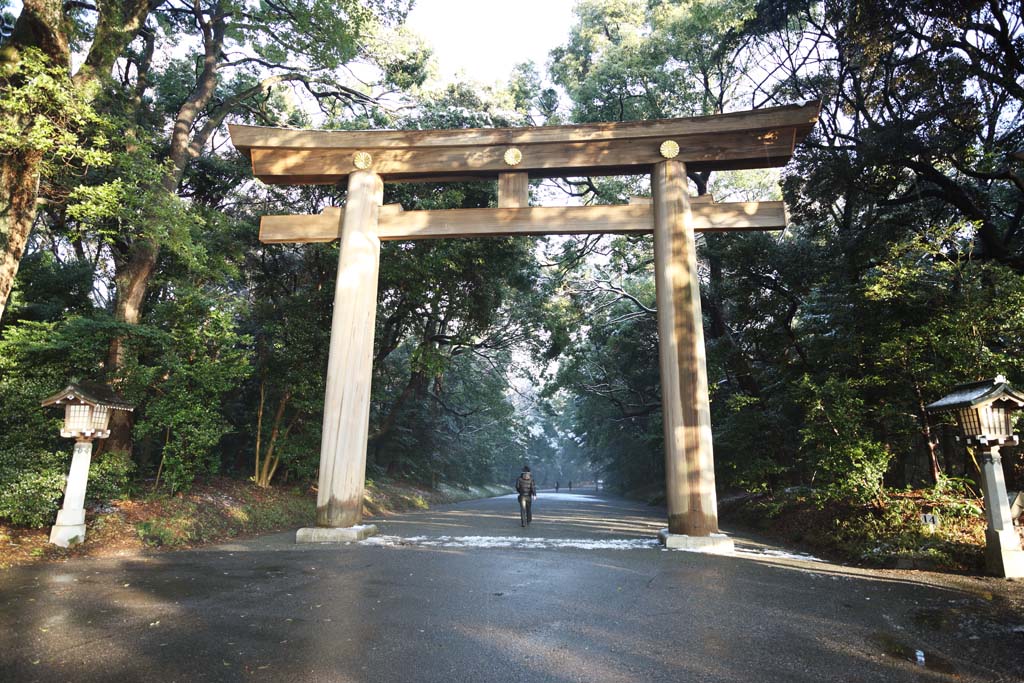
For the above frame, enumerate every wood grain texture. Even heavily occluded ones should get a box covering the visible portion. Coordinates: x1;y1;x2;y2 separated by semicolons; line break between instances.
247;128;800;183
630;194;714;205
315;170;383;528
498;173;529;208
230;101;818;151
259;202;788;243
652;160;720;537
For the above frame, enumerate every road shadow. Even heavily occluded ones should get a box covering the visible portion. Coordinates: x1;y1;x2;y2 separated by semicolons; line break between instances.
2;500;1022;682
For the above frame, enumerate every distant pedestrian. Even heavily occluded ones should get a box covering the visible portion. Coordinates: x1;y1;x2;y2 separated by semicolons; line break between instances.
555;481;560;493
515;466;537;527
568;480;572;491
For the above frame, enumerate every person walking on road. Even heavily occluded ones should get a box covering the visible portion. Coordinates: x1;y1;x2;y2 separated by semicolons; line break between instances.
516;466;537;527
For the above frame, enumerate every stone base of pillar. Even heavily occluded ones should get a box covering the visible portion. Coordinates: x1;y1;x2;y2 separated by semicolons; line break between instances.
296;524;378;544
985;528;1024;579
658;529;734;555
49;521;86;548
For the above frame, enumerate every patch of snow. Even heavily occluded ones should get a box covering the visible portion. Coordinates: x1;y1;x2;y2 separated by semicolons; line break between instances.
360;535;660;550
735;547;826;563
499;493;602;502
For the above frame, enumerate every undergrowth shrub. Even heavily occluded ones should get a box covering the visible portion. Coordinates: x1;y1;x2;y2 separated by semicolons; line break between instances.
728;484;986;571
88;450;135;503
0;448;68;527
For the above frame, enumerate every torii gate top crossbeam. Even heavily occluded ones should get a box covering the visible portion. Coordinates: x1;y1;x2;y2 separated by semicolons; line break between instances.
229;102;819;185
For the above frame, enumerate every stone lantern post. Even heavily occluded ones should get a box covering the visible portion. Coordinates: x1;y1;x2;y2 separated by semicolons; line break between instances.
41;383;134;547
926;375;1024;578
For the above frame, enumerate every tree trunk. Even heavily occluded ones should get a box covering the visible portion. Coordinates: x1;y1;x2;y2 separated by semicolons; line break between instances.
0;150;44;323
102;8;225;455
1;0;158;324
256;389;291;487
104;239;159;453
913;382;943;485
254;381;266;480
73;0;157;92
0;0;69;324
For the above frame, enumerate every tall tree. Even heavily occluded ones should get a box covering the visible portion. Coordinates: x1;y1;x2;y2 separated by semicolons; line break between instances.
0;0;156;322
21;0;427;452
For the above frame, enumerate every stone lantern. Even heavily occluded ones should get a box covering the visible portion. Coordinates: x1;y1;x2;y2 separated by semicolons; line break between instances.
41;383;134;547
926;375;1024;578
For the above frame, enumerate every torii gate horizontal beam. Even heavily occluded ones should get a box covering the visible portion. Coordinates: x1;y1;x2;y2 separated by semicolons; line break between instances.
258;200;788;243
229;101;819;184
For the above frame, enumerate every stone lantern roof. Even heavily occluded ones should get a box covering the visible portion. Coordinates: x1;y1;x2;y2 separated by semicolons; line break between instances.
925;375;1024;413
40;382;134;411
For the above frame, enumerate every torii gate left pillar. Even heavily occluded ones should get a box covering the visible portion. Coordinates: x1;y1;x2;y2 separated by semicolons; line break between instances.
229;102;819;547
295;170;384;542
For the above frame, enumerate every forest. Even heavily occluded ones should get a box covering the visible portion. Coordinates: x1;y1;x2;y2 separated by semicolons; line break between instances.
1;0;1023;564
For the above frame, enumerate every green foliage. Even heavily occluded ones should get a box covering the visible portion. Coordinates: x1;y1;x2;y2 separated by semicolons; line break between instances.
826;496;983;570
133;294;252;493
0;317;119;456
0;448;66;528
66;136;206;266
366;24;431;91
550;0;765;121
88;451;135;503
0;48;111;172
3;252;94;324
716;395;790;494
798;377;893;504
136;518;188;547
545;0;1024;522
0;291;249;497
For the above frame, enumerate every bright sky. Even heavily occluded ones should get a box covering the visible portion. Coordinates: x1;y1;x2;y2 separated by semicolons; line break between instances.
405;0;577;85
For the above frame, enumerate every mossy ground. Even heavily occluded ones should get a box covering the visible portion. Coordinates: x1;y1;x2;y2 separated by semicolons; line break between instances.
0;477;511;569
618;482;1019;575
719;488;1018;573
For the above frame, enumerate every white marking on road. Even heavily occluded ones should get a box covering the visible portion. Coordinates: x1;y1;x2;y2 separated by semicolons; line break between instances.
360;535;661;550
499;493;602;502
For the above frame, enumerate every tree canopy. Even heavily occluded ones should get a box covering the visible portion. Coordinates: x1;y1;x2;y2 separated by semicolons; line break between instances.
1;0;1022;529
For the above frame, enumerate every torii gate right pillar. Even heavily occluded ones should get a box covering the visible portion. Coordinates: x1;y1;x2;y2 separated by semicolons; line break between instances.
652;160;733;553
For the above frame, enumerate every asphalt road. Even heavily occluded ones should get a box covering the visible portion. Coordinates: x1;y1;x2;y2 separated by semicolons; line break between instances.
2;490;1023;682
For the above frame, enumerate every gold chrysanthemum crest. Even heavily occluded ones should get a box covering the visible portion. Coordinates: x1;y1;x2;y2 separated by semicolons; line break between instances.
659;140;680;159
503;147;523;166
353;151;373;169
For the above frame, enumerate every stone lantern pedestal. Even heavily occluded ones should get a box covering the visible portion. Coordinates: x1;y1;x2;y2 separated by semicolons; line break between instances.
979;445;1024;579
49;441;94;547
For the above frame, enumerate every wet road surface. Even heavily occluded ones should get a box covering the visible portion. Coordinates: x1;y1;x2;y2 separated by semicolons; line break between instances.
2;490;1023;682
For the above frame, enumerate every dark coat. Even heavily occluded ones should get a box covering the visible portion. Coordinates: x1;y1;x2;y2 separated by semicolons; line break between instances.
515;474;536;498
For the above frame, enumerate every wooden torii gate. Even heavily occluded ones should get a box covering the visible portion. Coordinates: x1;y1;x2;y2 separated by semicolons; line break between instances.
229;102;818;551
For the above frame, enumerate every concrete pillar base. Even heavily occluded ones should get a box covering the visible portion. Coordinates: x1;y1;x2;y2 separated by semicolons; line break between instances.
49;523;86;548
54;508;85;526
985;528;1024;579
658;529;734;555
296;524;378;544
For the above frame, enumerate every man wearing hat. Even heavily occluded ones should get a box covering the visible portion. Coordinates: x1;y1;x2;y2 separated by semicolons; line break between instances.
515;466;537;527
